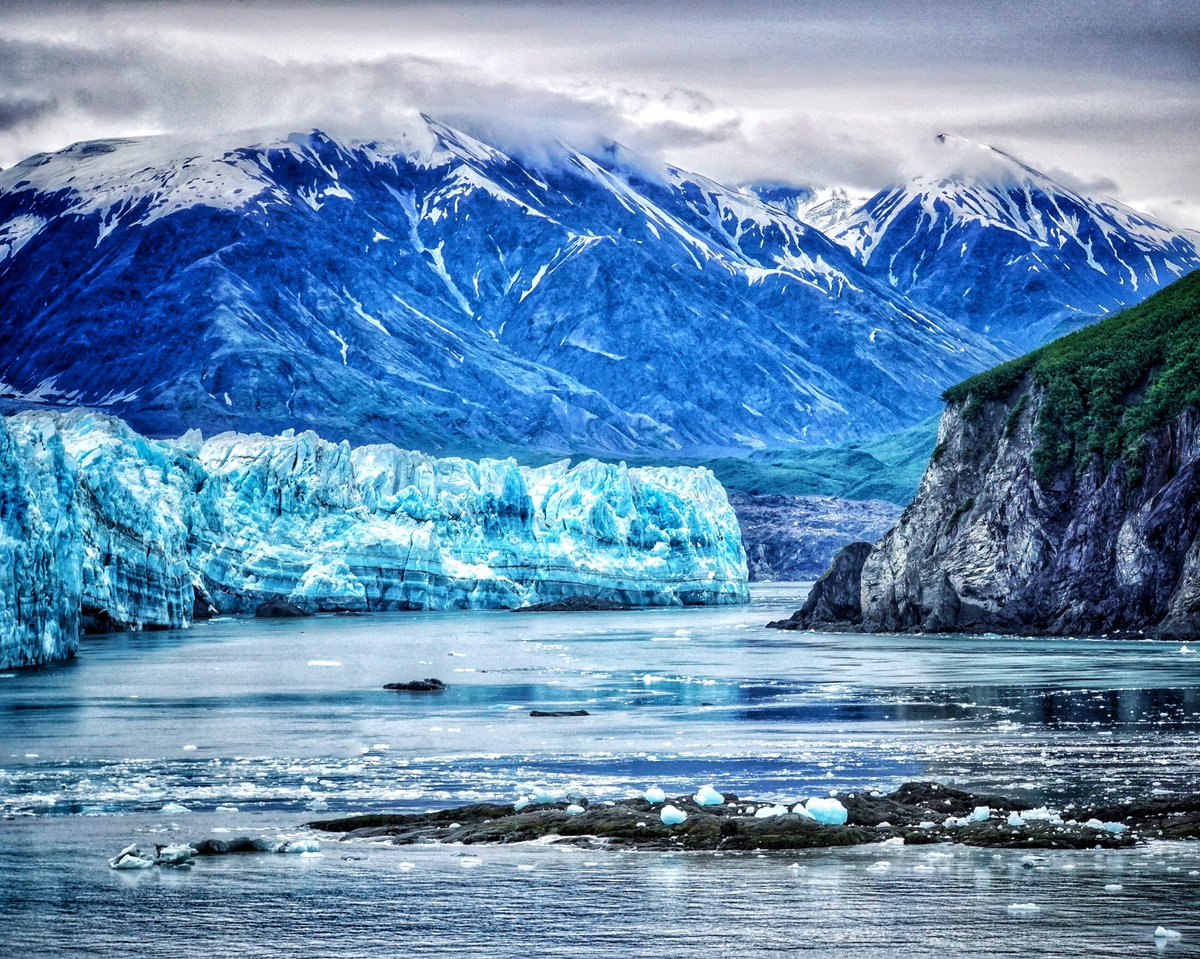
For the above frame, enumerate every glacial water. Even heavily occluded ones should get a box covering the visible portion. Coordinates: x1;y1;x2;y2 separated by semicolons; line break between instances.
2;584;1198;956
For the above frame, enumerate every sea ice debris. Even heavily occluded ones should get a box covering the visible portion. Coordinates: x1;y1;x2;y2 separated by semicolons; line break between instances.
660;805;688;825
693;785;724;807
804;797;848;826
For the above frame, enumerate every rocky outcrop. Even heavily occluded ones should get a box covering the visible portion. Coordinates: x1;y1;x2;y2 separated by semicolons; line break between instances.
775;378;1200;638
729;492;899;581
766;542;872;629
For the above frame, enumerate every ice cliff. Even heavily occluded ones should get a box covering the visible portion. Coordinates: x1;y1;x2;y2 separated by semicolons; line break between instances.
0;411;748;668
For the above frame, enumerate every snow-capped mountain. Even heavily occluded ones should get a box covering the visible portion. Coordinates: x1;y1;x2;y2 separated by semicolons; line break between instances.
830;135;1200;350
745;184;871;234
0;121;1005;456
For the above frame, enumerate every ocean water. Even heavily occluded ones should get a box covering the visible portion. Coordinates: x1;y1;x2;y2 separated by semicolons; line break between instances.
2;584;1198;956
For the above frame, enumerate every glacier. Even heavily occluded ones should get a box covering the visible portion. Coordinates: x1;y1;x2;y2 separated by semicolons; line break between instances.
0;411;748;669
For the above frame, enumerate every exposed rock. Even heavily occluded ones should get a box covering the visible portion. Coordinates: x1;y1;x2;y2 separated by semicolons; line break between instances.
383;678;446;692
730;493;899;581
254;598;311;619
767;542;872;629
783;380;1200;637
529;709;590;717
513;596;632;613
306;781;1198;851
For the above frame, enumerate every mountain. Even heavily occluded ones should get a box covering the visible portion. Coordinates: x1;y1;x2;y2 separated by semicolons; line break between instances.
829;135;1200;351
771;271;1200;638
0;121;1006;457
745;184;871;233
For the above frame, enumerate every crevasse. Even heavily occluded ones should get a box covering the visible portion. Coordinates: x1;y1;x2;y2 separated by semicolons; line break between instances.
0;411;748;668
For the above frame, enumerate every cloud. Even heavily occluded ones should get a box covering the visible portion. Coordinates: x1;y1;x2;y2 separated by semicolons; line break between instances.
0;2;1197;228
0;96;58;131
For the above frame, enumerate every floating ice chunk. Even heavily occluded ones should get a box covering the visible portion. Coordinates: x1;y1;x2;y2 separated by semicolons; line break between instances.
1105;883;1123;892
398;862;415;872
160;802;190;815
693;785;724;807
881;836;905;846
660;805;688;826
1007;813;1025;827
1020;854;1048;867
754;805;788;819
867;860;891;872
109;849;155;870
460;858;482;869
214;804;239;814
155;844;196;866
182;744;197;751
517;864;536;872
1084;818;1105;831
274;839;320;854
643;787;666;805
513;796;532;812
1007;903;1040;912
565;804;585;816
531;786;559;804
1154;927;1182;940
918;820;936;829
1103;822;1128;834
972;806;991;822
307;660;342;668
1180;645;1194;655
306;799;329;812
804;797;848;826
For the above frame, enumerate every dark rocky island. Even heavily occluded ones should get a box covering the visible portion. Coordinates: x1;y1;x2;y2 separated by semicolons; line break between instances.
772;272;1200;638
304;781;1200;852
384;678;447;692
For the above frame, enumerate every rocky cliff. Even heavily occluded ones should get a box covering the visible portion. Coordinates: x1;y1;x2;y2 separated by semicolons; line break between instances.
771;271;1200;638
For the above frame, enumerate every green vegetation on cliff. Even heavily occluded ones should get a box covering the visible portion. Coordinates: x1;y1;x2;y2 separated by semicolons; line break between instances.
943;269;1200;483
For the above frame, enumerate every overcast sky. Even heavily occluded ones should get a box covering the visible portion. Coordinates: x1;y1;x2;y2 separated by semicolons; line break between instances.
2;0;1198;226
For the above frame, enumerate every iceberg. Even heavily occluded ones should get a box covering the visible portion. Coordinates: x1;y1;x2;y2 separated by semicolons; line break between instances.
693;785;725;807
804;797;849;826
0;411;748;668
660;805;688;826
643;787;666;805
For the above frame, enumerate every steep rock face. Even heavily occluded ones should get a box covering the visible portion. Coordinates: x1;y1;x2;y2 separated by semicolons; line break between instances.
854;389;1200;637
0;411;748;668
729;492;899;581
767;542;873;628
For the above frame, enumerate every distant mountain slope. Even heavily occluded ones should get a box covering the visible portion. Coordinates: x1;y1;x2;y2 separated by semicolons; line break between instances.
0;122;1004;457
830;136;1200;350
701;416;938;505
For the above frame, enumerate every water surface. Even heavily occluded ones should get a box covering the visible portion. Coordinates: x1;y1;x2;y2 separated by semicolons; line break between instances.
2;585;1198;955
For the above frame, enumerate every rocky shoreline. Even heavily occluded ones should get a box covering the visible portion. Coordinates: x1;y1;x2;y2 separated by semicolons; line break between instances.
304;782;1200;852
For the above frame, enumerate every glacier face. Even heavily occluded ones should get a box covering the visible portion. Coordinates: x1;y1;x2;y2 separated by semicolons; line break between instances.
0;411;748;669
0;123;1007;457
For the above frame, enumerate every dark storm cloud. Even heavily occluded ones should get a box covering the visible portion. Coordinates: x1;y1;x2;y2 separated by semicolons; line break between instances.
0;96;58;131
0;0;1196;225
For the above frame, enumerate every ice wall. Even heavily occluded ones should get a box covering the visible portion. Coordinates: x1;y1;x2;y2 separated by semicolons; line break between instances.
0;416;81;668
0;411;748;668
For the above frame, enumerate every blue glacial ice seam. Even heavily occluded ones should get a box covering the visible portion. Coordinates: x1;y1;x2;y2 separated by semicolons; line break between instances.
0;411;748;668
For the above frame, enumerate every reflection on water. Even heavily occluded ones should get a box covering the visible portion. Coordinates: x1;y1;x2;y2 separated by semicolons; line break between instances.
2;584;1199;956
